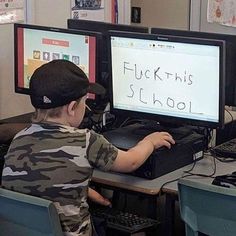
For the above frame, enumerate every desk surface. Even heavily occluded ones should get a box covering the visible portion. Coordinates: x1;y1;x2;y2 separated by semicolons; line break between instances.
92;153;236;195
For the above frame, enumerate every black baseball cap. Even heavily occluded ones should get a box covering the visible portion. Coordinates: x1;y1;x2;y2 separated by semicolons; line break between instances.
30;60;105;109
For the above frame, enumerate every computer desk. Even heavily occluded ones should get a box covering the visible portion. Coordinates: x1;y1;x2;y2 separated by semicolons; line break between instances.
92;153;236;236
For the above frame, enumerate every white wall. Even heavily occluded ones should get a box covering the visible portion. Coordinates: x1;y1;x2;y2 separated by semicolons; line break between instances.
27;0;71;27
131;0;190;30
0;24;33;119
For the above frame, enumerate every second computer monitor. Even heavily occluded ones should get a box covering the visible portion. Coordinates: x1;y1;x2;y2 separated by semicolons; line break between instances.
15;23;101;101
108;31;225;129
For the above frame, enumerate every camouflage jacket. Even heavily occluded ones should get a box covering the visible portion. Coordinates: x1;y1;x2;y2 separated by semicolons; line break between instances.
2;122;118;236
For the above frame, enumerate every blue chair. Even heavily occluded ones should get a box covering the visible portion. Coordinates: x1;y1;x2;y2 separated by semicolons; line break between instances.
178;178;236;236
0;188;63;236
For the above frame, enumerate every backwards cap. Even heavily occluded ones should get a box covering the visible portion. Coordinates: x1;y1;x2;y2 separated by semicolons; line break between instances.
30;60;105;109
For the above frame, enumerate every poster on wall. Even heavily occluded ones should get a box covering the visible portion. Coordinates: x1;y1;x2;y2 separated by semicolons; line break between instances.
71;0;106;22
0;0;25;24
207;0;236;27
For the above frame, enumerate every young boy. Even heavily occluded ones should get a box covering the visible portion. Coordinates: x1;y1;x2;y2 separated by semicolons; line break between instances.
1;60;175;236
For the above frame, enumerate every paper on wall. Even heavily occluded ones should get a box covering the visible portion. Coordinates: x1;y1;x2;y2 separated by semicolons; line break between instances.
207;0;236;27
71;0;105;22
0;0;25;24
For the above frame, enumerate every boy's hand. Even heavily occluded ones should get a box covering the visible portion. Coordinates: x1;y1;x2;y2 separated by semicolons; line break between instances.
143;131;175;149
88;188;112;207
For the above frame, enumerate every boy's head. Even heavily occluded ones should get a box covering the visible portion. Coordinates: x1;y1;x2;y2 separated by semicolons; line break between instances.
29;60;105;125
30;59;104;109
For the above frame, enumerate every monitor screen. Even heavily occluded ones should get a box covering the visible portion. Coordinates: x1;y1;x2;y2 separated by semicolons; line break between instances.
109;31;225;129
14;23;101;100
151;27;236;107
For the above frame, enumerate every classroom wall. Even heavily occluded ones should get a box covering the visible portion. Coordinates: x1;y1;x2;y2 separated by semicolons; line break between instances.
30;0;71;28
0;24;33;119
0;0;71;120
131;0;190;30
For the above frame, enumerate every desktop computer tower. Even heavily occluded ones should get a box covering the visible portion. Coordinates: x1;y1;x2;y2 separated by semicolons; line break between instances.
133;132;205;179
103;124;205;179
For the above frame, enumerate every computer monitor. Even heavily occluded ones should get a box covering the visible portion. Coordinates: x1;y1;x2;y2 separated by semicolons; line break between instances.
14;23;102;101
151;27;236;107
108;31;225;129
67;19;149;82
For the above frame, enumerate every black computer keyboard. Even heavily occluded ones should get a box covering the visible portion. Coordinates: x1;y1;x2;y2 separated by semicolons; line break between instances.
211;138;236;158
90;206;159;233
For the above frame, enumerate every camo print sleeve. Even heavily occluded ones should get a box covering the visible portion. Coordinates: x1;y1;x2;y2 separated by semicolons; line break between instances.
86;130;118;171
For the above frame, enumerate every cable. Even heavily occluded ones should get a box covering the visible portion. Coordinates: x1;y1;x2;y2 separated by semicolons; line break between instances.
225;108;235;138
118;117;146;128
159;152;217;196
225;107;234;122
159;174;192;197
183;152;216;177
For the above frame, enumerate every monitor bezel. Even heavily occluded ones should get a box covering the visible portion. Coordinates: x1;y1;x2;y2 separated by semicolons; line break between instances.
67;19;149;35
14;23;102;98
108;31;225;129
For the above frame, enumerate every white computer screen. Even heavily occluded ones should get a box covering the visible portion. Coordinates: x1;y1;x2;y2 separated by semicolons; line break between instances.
110;35;224;126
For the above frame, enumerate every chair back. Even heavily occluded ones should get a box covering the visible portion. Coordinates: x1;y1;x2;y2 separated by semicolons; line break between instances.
178;178;236;236
0;188;63;236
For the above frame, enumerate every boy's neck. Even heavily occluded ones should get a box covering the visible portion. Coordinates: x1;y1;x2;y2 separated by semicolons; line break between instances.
45;117;71;127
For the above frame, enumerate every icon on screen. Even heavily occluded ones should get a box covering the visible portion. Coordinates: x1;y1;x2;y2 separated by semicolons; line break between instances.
43;52;50;61
33;50;41;60
62;54;70;60
52;53;60;60
72;56;80;65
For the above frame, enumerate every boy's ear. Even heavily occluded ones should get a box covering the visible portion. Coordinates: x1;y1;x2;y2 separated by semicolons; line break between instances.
67;101;77;116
